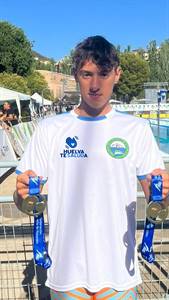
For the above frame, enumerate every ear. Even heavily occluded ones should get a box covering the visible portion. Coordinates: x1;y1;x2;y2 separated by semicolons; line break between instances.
114;67;122;84
74;72;79;83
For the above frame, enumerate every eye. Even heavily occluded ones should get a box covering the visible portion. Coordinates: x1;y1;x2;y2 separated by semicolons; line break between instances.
99;72;109;78
80;71;92;79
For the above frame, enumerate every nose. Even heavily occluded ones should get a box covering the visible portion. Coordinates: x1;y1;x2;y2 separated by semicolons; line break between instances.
89;75;100;92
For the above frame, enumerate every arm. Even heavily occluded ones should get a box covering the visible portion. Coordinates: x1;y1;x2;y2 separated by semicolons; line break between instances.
139;178;150;202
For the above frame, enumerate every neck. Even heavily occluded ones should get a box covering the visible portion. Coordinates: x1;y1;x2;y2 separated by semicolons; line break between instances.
75;102;112;117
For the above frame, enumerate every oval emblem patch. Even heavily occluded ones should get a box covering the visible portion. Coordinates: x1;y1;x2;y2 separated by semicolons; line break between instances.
106;138;129;159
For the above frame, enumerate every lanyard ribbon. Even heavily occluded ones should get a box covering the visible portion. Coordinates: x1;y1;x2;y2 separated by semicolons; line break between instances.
33;212;52;268
140;175;162;263
140;218;155;263
29;176;52;269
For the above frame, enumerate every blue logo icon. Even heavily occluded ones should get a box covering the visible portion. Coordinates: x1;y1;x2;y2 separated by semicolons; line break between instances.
66;137;77;148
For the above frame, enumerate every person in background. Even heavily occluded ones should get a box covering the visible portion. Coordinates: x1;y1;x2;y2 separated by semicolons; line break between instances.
14;36;169;299
3;101;18;126
0;107;4;121
0;106;9;129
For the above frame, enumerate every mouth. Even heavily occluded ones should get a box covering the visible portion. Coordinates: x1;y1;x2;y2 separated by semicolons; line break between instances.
88;93;102;99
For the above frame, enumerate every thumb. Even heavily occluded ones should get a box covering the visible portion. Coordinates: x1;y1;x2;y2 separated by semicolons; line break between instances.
24;170;37;177
146;174;152;187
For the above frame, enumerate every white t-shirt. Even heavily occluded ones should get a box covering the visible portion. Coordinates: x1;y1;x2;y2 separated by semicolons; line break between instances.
17;109;164;292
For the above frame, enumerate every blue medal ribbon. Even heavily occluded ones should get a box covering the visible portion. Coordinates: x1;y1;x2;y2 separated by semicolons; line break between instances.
140;218;155;263
140;175;162;263
33;211;52;268
29;176;52;269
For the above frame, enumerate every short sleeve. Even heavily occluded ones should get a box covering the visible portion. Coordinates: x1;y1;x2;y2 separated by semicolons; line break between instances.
136;122;164;177
16;122;48;177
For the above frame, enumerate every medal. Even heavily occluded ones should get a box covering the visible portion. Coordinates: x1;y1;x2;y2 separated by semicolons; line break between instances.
146;175;168;224
21;195;47;216
20;176;47;216
15;174;51;268
140;175;168;263
146;201;168;224
27;175;52;269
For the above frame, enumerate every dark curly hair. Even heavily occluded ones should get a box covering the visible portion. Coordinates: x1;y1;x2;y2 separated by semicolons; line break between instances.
72;35;120;78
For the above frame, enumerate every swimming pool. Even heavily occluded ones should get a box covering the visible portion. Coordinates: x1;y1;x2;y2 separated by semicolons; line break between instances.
150;119;169;155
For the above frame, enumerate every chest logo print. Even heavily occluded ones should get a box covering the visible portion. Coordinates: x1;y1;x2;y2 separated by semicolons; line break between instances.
106;138;129;159
60;136;88;158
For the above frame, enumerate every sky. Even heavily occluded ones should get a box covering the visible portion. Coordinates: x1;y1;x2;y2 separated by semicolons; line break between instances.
0;0;169;61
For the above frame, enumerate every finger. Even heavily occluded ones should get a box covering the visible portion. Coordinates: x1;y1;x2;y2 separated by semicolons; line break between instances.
18;169;37;179
18;189;29;199
148;170;168;186
16;182;29;190
17;170;37;185
162;181;169;189
151;168;167;176
17;174;29;186
16;170;38;198
24;170;37;176
162;188;169;198
161;175;169;196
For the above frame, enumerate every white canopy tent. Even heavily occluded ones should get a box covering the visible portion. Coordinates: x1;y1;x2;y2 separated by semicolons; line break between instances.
0;86;31;118
109;99;123;104
31;92;52;106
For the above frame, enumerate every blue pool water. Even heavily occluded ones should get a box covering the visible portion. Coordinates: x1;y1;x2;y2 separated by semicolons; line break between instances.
150;120;169;154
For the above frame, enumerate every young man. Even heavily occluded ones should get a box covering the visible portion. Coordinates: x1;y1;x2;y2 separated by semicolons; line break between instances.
3;101;18;126
15;36;169;299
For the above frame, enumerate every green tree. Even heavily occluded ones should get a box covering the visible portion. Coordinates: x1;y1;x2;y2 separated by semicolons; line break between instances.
147;40;159;82
57;55;73;75
0;21;34;76
116;45;121;53
158;40;169;82
124;45;131;53
115;52;149;102
27;71;54;100
136;48;146;60
0;72;30;93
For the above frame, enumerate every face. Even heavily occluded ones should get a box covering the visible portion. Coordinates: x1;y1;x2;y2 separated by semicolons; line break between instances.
3;102;10;110
76;60;121;115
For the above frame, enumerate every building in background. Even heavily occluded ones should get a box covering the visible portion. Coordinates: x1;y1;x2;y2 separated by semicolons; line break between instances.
144;82;168;103
38;70;77;100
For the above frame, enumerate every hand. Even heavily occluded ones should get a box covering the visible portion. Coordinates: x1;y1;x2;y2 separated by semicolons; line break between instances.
147;168;169;201
16;170;37;199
